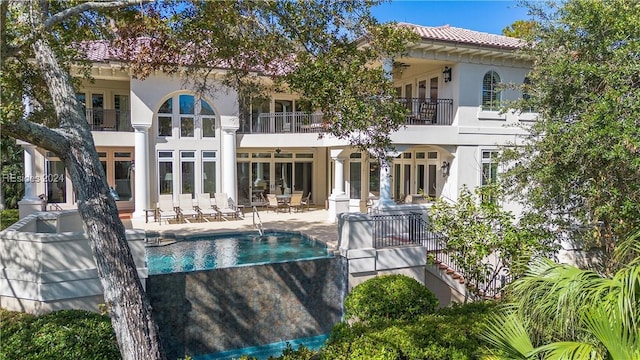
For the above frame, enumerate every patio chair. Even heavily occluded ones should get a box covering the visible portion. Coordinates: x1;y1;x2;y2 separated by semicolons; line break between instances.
195;193;219;221
265;193;287;213
214;193;240;220
288;193;304;213
418;102;437;124
300;192;311;211
157;194;179;224
178;194;199;222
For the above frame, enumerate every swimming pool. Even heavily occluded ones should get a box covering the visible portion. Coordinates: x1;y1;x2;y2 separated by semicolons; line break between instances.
146;231;331;275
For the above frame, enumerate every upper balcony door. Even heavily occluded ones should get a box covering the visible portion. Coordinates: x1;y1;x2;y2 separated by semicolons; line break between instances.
274;99;293;132
429;77;438;102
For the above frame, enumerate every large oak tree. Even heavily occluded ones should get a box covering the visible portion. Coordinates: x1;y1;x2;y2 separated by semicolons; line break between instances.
0;1;414;358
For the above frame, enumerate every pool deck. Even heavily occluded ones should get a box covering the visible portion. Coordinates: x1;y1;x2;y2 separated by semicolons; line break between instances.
130;207;340;250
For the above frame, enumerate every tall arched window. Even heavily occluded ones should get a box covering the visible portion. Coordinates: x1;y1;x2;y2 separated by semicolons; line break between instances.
482;71;501;111
156;94;216;138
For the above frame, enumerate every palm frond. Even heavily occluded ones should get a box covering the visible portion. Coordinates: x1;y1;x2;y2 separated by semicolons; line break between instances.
582;303;640;359
508;258;606;342
480;311;535;360
533;341;598;360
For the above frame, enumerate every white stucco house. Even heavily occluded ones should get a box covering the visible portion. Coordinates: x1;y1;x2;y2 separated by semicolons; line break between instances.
17;23;534;221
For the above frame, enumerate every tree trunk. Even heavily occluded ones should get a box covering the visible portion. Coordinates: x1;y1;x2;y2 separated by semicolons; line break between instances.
21;30;167;360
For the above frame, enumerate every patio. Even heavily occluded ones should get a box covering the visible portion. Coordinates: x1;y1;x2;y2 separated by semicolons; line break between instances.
129;207;339;250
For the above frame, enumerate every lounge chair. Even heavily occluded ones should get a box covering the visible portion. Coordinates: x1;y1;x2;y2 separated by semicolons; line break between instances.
288;193;304;213
157;194;178;224
195;193;219;221
178;194;199;222
214;193;240;220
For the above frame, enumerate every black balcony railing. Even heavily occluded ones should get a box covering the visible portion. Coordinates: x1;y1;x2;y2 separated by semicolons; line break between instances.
86;108;133;132
398;98;454;126
238;112;326;134
237;98;454;134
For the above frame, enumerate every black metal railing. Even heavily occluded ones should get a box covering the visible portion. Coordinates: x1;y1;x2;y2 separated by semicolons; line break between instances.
371;212;440;248
238;112;326;134
397;98;454;126
237;98;454;134
371;211;512;298
86;108;133;132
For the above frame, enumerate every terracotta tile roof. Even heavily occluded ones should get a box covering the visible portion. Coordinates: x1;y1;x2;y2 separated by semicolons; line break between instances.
398;23;524;50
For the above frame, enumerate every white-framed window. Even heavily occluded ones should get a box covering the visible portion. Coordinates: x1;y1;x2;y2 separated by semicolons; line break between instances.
158;151;174;195
482;71;501;111
157;94;216;138
522;76;536;113
180;151;196;196
201;100;216;138
481;150;499;186
202;151;217;194
44;154;67;203
179;94;195;138
158;98;173;137
349;153;362;199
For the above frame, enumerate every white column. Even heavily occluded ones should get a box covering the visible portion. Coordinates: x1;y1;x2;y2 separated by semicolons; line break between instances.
377;159;395;207
22;144;38;201
132;124;150;218
328;149;350;222
221;116;240;202
18;94;44;219
332;157;345;195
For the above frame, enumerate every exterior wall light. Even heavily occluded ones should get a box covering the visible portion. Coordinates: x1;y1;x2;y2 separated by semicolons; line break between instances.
441;161;450;177
443;66;452;83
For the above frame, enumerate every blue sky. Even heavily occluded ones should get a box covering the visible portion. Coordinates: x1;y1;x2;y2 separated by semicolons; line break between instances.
371;0;532;35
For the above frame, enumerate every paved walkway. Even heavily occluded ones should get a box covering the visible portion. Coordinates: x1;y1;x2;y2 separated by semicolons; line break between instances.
130;207;340;249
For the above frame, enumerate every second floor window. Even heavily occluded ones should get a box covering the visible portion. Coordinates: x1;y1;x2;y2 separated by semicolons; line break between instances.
157;94;216;138
482;71;501;111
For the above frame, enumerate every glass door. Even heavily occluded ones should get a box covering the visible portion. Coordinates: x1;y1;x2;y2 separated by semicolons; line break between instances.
275;162;293;195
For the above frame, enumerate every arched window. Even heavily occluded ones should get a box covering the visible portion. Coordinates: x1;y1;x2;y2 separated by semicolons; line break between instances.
156;94;216;138
482;71;501;111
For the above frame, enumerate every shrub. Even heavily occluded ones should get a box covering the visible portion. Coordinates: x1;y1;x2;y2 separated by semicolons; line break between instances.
344;274;438;322
0;308;119;360
321;301;498;360
0;209;19;230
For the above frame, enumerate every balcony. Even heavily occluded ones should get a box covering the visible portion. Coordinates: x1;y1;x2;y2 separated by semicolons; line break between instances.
400;98;454;126
239;112;326;134
237;98;454;135
86;108;133;132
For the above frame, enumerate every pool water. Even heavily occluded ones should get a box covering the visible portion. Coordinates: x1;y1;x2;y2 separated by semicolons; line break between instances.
146;231;331;274
193;334;329;360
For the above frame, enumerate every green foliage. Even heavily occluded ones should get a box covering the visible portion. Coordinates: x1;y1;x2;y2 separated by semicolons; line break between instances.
0;136;23;209
501;20;537;39
0;209;19;230
481;255;640;359
0;308;120;360
429;185;555;295
322;301;498;360
112;1;418;159
344;274;438;323
502;0;640;272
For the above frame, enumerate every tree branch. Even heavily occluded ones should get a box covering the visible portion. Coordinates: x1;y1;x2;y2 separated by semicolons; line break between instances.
43;0;145;30
1;119;69;155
